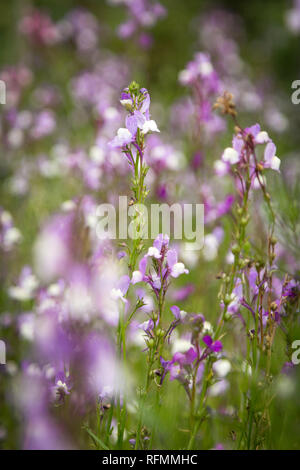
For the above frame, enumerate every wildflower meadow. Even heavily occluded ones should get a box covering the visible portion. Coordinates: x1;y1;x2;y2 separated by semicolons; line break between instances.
0;0;300;453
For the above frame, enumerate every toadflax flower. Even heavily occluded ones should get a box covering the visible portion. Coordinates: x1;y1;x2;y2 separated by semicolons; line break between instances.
108;128;133;148
8;266;39;301
167;249;189;278
141;119;160;134
202;335;223;353
109;85;159;150
264;142;281;172
221;147;240;165
131;234;189;289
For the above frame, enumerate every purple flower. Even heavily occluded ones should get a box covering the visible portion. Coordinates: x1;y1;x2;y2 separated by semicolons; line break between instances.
53;371;71;402
203;335;223;353
172;284;195;302
108;127;133;148
170;305;181;320
131;234;188;289
172;347;197;366
109;86;159;151
131;256;147;284
264;142;281;171
282;279;299;300
167;249;189;278
31;110;56;139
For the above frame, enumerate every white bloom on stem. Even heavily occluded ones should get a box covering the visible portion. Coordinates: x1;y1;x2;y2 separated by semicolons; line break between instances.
131;271;143;284
270;156;281;171
171;262;189;278
141;120;160;135
110;288;127;304
146;246;161;259
109;128;133;148
4;227;22;248
213;359;231;378
214;159;229;176
222;147;239;165
264;142;281;172
255;131;269;144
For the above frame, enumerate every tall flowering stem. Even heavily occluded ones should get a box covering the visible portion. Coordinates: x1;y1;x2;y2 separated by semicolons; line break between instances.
109;81;160;448
131;234;189;448
188;92;281;449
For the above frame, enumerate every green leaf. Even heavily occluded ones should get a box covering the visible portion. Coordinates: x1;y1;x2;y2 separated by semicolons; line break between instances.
84;426;110;450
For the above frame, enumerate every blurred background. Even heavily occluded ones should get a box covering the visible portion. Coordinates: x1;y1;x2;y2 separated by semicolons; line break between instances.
0;0;299;450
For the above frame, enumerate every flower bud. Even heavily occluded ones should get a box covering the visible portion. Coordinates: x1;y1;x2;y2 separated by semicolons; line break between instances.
120;99;134;112
224;293;233;305
224;312;231;321
231;244;240;255
241;216;249;226
129;80;140;95
156;328;165;338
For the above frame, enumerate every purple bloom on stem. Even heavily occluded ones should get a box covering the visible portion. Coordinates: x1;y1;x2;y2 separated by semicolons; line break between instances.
170;305;181;320
108;128;133;148
167;249;189;278
131;256;147;284
53;371;71;402
216;194;234;218
153;233;169;252
172;347;197;365
172;284;195;302
264;142;281;171
125;111;145;135
203;335;223;353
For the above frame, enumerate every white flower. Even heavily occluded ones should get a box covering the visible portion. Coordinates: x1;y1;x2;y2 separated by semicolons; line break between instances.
131;270;143;284
56;380;69;394
255;131;269;144
198;61;213;76
110;288;127;304
117;127;132;140
141;120;160;134
171;262;189;278
89;145;105;164
203;234;219;261
264;142;281;172
3;227;22;248
120;99;133;111
146;246;161;259
8;273;39;301
214;159;228;176
172;337;193;354
19;317;35;341
222;147;239;165
213;359;231;378
178;69;192;85
109;128;133;148
269;155;281;171
203;321;213;334
60;200;76;212
48;283;63;297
